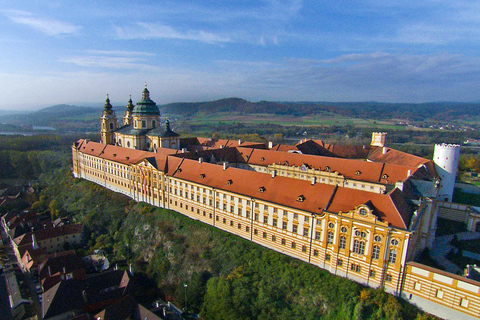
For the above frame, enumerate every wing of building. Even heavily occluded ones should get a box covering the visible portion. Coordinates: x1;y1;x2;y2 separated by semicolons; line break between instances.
72;87;479;320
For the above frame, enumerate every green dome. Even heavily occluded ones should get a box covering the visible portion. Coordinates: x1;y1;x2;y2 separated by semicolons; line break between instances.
132;86;160;116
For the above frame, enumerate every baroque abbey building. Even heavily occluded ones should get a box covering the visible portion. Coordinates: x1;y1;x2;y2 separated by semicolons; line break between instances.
73;87;480;320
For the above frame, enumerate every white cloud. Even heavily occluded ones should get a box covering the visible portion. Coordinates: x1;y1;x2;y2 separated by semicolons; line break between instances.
59;55;153;70
6;11;81;36
115;22;231;43
84;50;155;57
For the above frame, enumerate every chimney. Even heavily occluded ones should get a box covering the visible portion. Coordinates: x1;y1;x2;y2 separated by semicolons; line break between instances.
271;170;276;178
407;169;411;177
223;162;227;171
238;139;242;145
268;141;273;149
311;177;316;185
371;132;387;147
31;233;39;250
382;147;387;155
48;266;51;276
199;157;203;164
182;148;187;153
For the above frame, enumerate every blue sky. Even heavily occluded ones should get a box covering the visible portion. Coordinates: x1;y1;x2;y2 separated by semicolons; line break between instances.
1;0;480;110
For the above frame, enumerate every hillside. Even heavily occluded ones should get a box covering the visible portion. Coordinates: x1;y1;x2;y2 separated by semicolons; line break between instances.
162;98;480;122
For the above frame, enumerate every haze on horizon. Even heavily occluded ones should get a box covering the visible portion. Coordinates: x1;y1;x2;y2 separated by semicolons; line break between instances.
1;0;480;111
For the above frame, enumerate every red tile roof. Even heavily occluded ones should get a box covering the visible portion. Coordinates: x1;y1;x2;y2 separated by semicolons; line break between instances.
236;147;424;184
167;158;412;229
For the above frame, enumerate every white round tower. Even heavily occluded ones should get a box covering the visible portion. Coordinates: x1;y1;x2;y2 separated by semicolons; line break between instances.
433;144;461;202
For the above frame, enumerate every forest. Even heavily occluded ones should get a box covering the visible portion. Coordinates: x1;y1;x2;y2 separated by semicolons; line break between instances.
0;134;440;319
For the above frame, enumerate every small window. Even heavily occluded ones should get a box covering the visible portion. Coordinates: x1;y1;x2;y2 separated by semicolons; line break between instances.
460;298;469;307
337;259;343;266
374;235;382;242
281;238;286;245
369;270;375;278
436;290;444;299
340;226;347;233
313;250;319;256
385;274;392;282
263;232;267;238
325;254;331;261
258;187;266;193
302;246;307;252
315;231;320;240
391;239;399;246
291;242;296;249
142;120;146;128
297;195;305;202
272;235;276;242
414;282;421;291
328;222;334;228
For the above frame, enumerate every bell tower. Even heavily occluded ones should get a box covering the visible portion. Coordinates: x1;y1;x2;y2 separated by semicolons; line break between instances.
100;94;118;145
123;95;134;126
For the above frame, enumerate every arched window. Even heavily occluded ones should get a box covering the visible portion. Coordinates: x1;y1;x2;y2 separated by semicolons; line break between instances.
127;141;131;148
142;120;146;128
339;236;346;249
327;231;334;244
353;240;365;255
152;120;156;128
389;249;397;263
109;123;113;130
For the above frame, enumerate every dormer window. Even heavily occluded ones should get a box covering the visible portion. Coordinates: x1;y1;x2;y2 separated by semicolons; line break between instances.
260;157;265;162
297;195;305;202
324;166;331;172
226;179;233;185
355;170;361;175
382;174;389;180
200;174;205;179
359;208;367;216
258;187;266;193
283;161;289;166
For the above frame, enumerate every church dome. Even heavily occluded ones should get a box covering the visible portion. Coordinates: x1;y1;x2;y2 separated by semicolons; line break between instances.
132;85;160;116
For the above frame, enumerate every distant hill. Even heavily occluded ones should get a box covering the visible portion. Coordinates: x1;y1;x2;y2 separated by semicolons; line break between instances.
2;104;99;126
161;98;313;117
2;99;480;131
160;98;480;121
36;104;99;117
